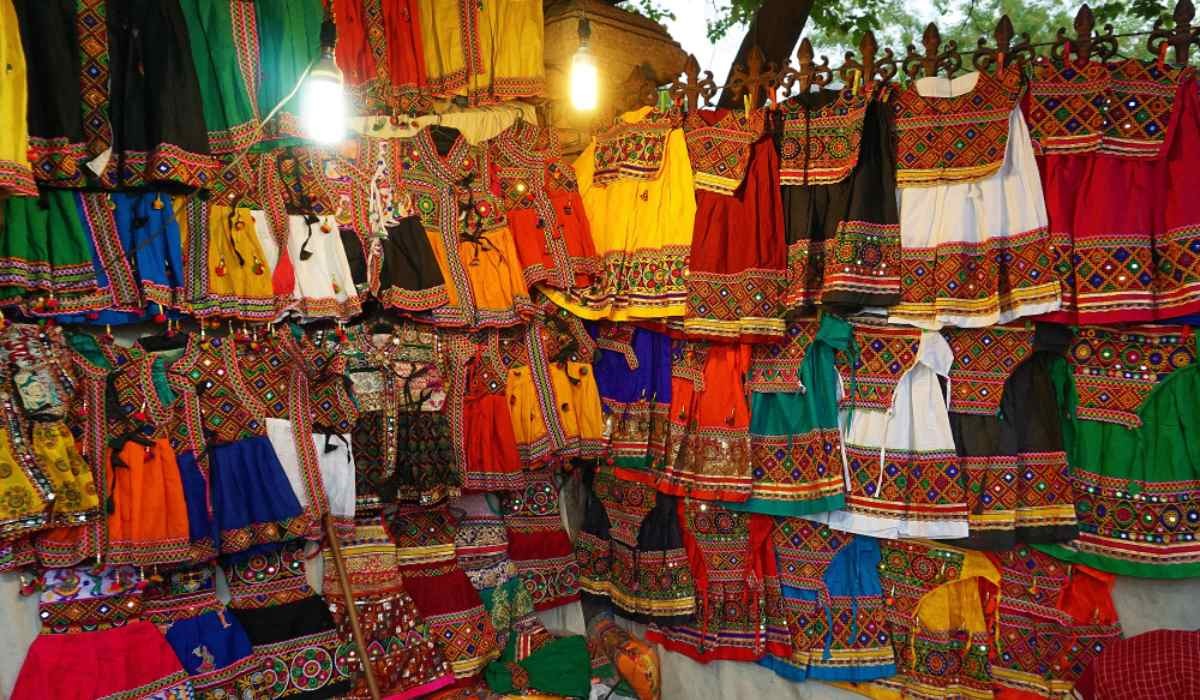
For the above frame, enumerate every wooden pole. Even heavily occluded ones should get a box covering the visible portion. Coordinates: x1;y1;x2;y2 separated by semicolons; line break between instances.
323;513;382;700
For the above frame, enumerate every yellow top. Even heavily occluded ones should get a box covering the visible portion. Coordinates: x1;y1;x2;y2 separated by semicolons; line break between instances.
0;0;34;196
417;0;544;104
542;107;696;321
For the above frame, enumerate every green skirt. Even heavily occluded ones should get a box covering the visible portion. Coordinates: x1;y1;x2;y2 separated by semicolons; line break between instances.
0;191;105;313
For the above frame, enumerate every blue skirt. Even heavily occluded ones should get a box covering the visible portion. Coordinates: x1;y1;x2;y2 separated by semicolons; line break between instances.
210;435;305;557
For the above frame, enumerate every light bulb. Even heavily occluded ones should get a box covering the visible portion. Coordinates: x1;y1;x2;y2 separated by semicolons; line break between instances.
301;52;347;144
569;47;598;111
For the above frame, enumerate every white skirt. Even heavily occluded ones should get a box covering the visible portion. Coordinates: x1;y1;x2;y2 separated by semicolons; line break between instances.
890;93;1059;329
808;330;967;539
285;214;361;319
265;417;356;529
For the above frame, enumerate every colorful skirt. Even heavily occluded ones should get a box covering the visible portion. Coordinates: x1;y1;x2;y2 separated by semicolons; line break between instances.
1035;326;1200;577
761;519;895;682
265;418;356;536
209;435;308;555
323;514;454;699
944;324;1078;549
657;342;753;502
143;566;268;700
646;500;778;663
734;314;849;516
177;0;260;153
837;540;1000;699
500;471;582;611
812;329;966;539
988;547;1122;699
375;215;453;311
780;98;900;310
192;203;277;320
425;223;534;328
286;214;363;319
0;191;105;313
105;437;192;566
890;105;1060;329
506;360;605;467
590;323;672;485
13;622;193;700
505;190;599;291
226;541;352;700
387;505;501;679
461;378;523;492
1038;71;1200;323
11;0;87;187
684;123;787;341
575;464;695;624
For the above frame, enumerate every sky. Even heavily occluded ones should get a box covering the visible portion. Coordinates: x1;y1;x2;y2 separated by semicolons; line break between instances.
657;0;946;84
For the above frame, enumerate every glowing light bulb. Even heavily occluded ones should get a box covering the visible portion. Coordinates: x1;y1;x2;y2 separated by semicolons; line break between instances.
301;51;346;144
569;16;598;112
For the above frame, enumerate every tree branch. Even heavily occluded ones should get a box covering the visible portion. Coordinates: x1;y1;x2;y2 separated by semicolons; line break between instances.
717;0;815;107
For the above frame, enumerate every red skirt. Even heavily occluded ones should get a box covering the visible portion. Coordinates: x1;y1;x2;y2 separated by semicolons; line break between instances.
12;622;192;700
506;191;599;291
1040;75;1200;323
399;562;501;679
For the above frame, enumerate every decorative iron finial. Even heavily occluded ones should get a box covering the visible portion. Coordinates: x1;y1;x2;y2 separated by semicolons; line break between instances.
974;15;1034;72
1147;0;1198;66
669;54;718;112
726;47;780;107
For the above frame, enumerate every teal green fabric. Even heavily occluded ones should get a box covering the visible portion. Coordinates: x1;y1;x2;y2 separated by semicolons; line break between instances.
484;634;591;698
728;314;852;516
1036;363;1200;578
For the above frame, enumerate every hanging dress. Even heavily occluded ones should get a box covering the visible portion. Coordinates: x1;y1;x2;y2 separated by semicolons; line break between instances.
574;462;695;624
223;539;352;700
1034;325;1200;577
889;69;1059;328
645;500;781;663
760;519;895;683
836;540;999;699
386;503;501;679
542;107;696;321
1027;58;1200;322
323;513;455;699
12;566;193;700
11;0;87;187
348;327;459;507
99;0;218;189
682;108;788;341
191;203;278;321
489;120;600;293
657;340;753;502
732;314;850;516
416;0;543;104
810;319;965;539
498;468;582;612
0;324;99;556
142;565;269;700
987;546;1121;699
178;0;261;153
0;0;34;197
394;127;533;328
456;341;523;492
185;335;308;555
943;323;1078;549
590;322;673;486
777;85;899;309
253;0;322;143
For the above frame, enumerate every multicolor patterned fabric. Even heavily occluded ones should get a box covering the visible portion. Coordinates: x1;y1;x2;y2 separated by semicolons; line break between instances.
836;319;923;410
1068;325;1194;428
499;471;581;611
575;464;695;623
988;547;1121;699
944;324;1035;415
593;111;676;185
737;315;849;515
845;540;999;700
761;519;895;682
777;88;870;186
646;500;779;662
683;109;763;194
892;69;1023;184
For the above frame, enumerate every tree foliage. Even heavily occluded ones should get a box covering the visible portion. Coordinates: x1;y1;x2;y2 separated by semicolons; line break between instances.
620;0;1177;59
